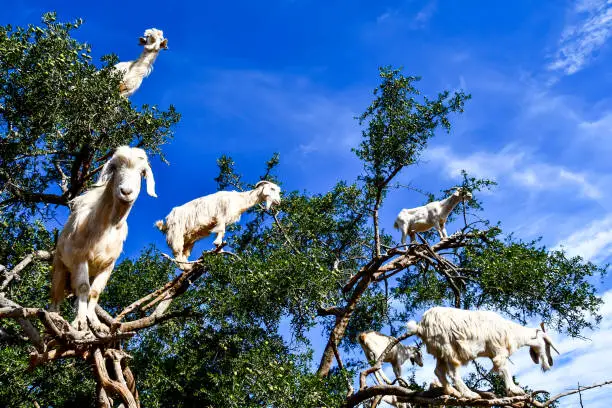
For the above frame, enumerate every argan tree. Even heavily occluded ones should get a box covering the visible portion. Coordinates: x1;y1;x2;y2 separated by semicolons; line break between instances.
0;14;608;408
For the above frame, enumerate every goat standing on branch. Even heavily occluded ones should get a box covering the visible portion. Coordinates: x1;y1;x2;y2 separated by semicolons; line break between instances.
394;188;472;244
155;181;281;261
113;28;168;97
50;146;157;331
358;331;423;385
405;307;560;399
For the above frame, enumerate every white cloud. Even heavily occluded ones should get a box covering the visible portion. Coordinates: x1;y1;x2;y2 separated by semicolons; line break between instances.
426;145;602;200
412;1;437;29
195;69;362;155
554;213;612;262
549;0;612;75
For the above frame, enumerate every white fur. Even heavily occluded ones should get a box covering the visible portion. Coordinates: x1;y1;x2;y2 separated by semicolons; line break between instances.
155;181;281;261
393;188;472;244
50;146;156;331
113;28;168;97
358;331;423;385
406;307;559;399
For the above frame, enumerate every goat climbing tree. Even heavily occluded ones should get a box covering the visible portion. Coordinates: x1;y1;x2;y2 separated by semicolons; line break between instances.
1;14;609;408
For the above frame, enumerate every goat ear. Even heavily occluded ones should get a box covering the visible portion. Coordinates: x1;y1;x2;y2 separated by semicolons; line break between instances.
95;160;115;186
139;37;147;45
529;347;540;364
144;163;157;197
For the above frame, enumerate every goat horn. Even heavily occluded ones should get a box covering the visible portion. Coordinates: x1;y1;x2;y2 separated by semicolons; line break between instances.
540;322;546;332
544;335;561;355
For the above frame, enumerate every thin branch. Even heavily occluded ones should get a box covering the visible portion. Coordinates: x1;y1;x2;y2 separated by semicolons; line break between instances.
0;250;54;292
543;379;612;406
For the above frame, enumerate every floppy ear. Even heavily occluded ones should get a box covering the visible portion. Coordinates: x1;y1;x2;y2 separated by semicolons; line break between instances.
95;159;115;186
139;37;147;45
529;347;540;364
143;162;157;197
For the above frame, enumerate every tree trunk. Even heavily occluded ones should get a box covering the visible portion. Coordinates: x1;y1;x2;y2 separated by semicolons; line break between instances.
317;275;372;376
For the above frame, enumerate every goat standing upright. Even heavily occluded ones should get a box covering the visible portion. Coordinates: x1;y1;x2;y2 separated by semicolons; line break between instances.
50;146;157;331
155;181;281;261
394;188;472;244
406;307;559;399
113;28;168;97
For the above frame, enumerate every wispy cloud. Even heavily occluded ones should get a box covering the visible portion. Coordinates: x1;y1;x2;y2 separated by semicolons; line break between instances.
554;213;612;262
548;0;612;75
412;0;437;29
426;145;602;200
371;0;437;34
194;69;362;155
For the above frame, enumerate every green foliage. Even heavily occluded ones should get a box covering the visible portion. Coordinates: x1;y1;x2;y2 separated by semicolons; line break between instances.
354;66;470;199
130;323;346;408
462;234;605;336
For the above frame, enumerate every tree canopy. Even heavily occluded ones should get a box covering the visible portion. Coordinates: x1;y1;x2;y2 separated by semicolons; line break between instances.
0;14;607;408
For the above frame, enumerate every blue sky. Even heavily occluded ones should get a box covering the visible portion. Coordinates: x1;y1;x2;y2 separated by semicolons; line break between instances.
5;0;612;405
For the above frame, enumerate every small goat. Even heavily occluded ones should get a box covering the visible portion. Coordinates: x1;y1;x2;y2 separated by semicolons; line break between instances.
393;188;472;244
406;307;559;399
155;181;281;261
358;331;423;385
50;146;156;331
113;28;168;97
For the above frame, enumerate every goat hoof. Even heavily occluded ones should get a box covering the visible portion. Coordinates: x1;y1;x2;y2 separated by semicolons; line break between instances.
71;317;88;331
462;391;481;400
507;387;525;396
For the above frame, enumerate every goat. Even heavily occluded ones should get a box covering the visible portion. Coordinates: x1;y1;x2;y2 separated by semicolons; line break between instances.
405;307;560;399
113;28;168;97
50;146;157;331
155;181;281;261
358;331;423;386
393;188;472;244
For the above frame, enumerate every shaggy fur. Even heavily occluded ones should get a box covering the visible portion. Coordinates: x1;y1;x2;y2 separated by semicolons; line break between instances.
393;188;472;244
113;28;168;97
358;331;423;385
155;181;281;261
406;307;559;399
50;146;157;331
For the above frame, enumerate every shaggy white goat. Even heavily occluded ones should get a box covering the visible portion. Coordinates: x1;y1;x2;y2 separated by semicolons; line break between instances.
358;331;423;385
113;28;168;97
155;181;281;261
50;146;157;331
405;307;559;399
393;188;472;244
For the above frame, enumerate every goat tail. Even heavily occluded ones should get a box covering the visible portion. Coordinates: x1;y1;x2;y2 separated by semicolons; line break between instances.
154;219;166;232
406;320;420;336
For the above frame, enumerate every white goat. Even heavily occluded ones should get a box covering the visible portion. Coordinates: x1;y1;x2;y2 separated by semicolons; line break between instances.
358;331;423;385
50;146;157;331
393;188;472;244
113;28;168;97
406;307;559;399
155;181;281;261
